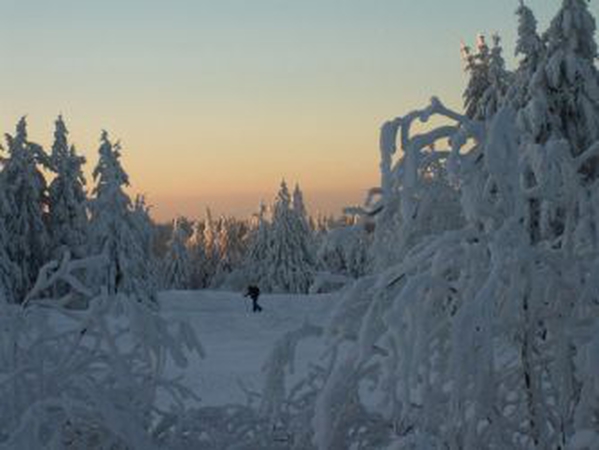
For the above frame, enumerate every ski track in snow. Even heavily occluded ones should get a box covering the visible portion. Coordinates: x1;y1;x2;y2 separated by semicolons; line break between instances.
159;290;338;406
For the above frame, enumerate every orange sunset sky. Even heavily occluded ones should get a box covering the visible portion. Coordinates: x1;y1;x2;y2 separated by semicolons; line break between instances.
2;0;585;222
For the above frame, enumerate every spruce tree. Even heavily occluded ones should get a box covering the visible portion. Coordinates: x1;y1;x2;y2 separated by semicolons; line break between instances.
521;0;599;157
479;35;511;118
211;217;248;288
243;202;272;286
292;184;308;222
131;194;159;290
462;35;491;119
48;116;89;259
509;2;545;108
292;183;317;259
89;131;152;300
187;221;208;288
201;208;219;286
517;0;599;242
1;117;50;300
0;189;19;303
162;217;192;290
264;181;316;293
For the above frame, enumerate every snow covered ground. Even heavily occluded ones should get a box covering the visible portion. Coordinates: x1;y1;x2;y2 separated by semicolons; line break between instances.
159;290;338;406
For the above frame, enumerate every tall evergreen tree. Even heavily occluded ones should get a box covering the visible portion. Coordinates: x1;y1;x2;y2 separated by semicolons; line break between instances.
89;131;152;300
0;189;19;303
292;184;307;221
162;217;192;290
462;35;491;119
1;117;50;300
201;208;219;285
517;0;599;243
48;116;89;259
131;194;159;290
516;1;544;66
292;183;317;260
243;202;272;286
463;34;512;120
521;0;599;157
510;1;545;108
478;34;511;118
187;221;209;288
263;181;316;293
211;217;248;288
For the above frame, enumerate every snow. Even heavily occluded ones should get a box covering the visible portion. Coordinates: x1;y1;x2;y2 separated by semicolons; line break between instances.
159;289;338;406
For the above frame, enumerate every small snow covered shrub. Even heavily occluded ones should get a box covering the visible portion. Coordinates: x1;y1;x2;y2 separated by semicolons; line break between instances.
0;253;203;449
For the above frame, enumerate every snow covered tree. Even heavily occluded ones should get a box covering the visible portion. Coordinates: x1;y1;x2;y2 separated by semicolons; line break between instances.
260;181;316;293
463;34;511;120
242;202;272;287
317;223;370;279
292;184;308;224
268;4;599;447
211;217;249;288
520;0;599;159
510;1;545;107
162;217;192;290
366;107;464;271
132;194;160;291
89;131;154;301
0;190;19;304
47;115;89;260
187;221;209;289
516;1;545;69
0;252;203;449
132;195;155;259
517;0;599;244
462;35;491;119
479;34;511;118
293;183;318;261
0;117;50;300
201;208;219;286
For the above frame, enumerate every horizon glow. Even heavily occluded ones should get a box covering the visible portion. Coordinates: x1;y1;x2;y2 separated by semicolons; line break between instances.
2;0;596;221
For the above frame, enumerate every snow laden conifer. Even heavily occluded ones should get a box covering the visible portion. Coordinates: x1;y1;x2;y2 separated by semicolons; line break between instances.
520;0;599;160
462;35;491;119
89;131;154;301
187;221;209;289
0;189;19;303
211;217;249;288
132;194;159;291
516;0;545;70
261;181;316;294
510;1;545;107
201;208;219;286
293;183;317;257
478;34;511;118
463;34;511;120
47;115;89;259
518;0;599;244
292;184;308;228
162;217;192;290
242;202;272;287
0;117;50;300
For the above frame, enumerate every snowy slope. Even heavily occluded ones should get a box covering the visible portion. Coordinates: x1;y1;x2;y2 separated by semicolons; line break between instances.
159;290;338;406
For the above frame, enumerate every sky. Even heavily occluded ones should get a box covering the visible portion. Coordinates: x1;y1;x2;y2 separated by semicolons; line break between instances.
1;0;597;222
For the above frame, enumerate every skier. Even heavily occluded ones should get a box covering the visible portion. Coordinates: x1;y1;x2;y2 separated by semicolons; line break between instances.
244;285;263;312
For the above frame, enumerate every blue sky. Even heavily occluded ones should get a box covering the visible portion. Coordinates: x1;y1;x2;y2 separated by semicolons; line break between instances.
1;0;596;220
